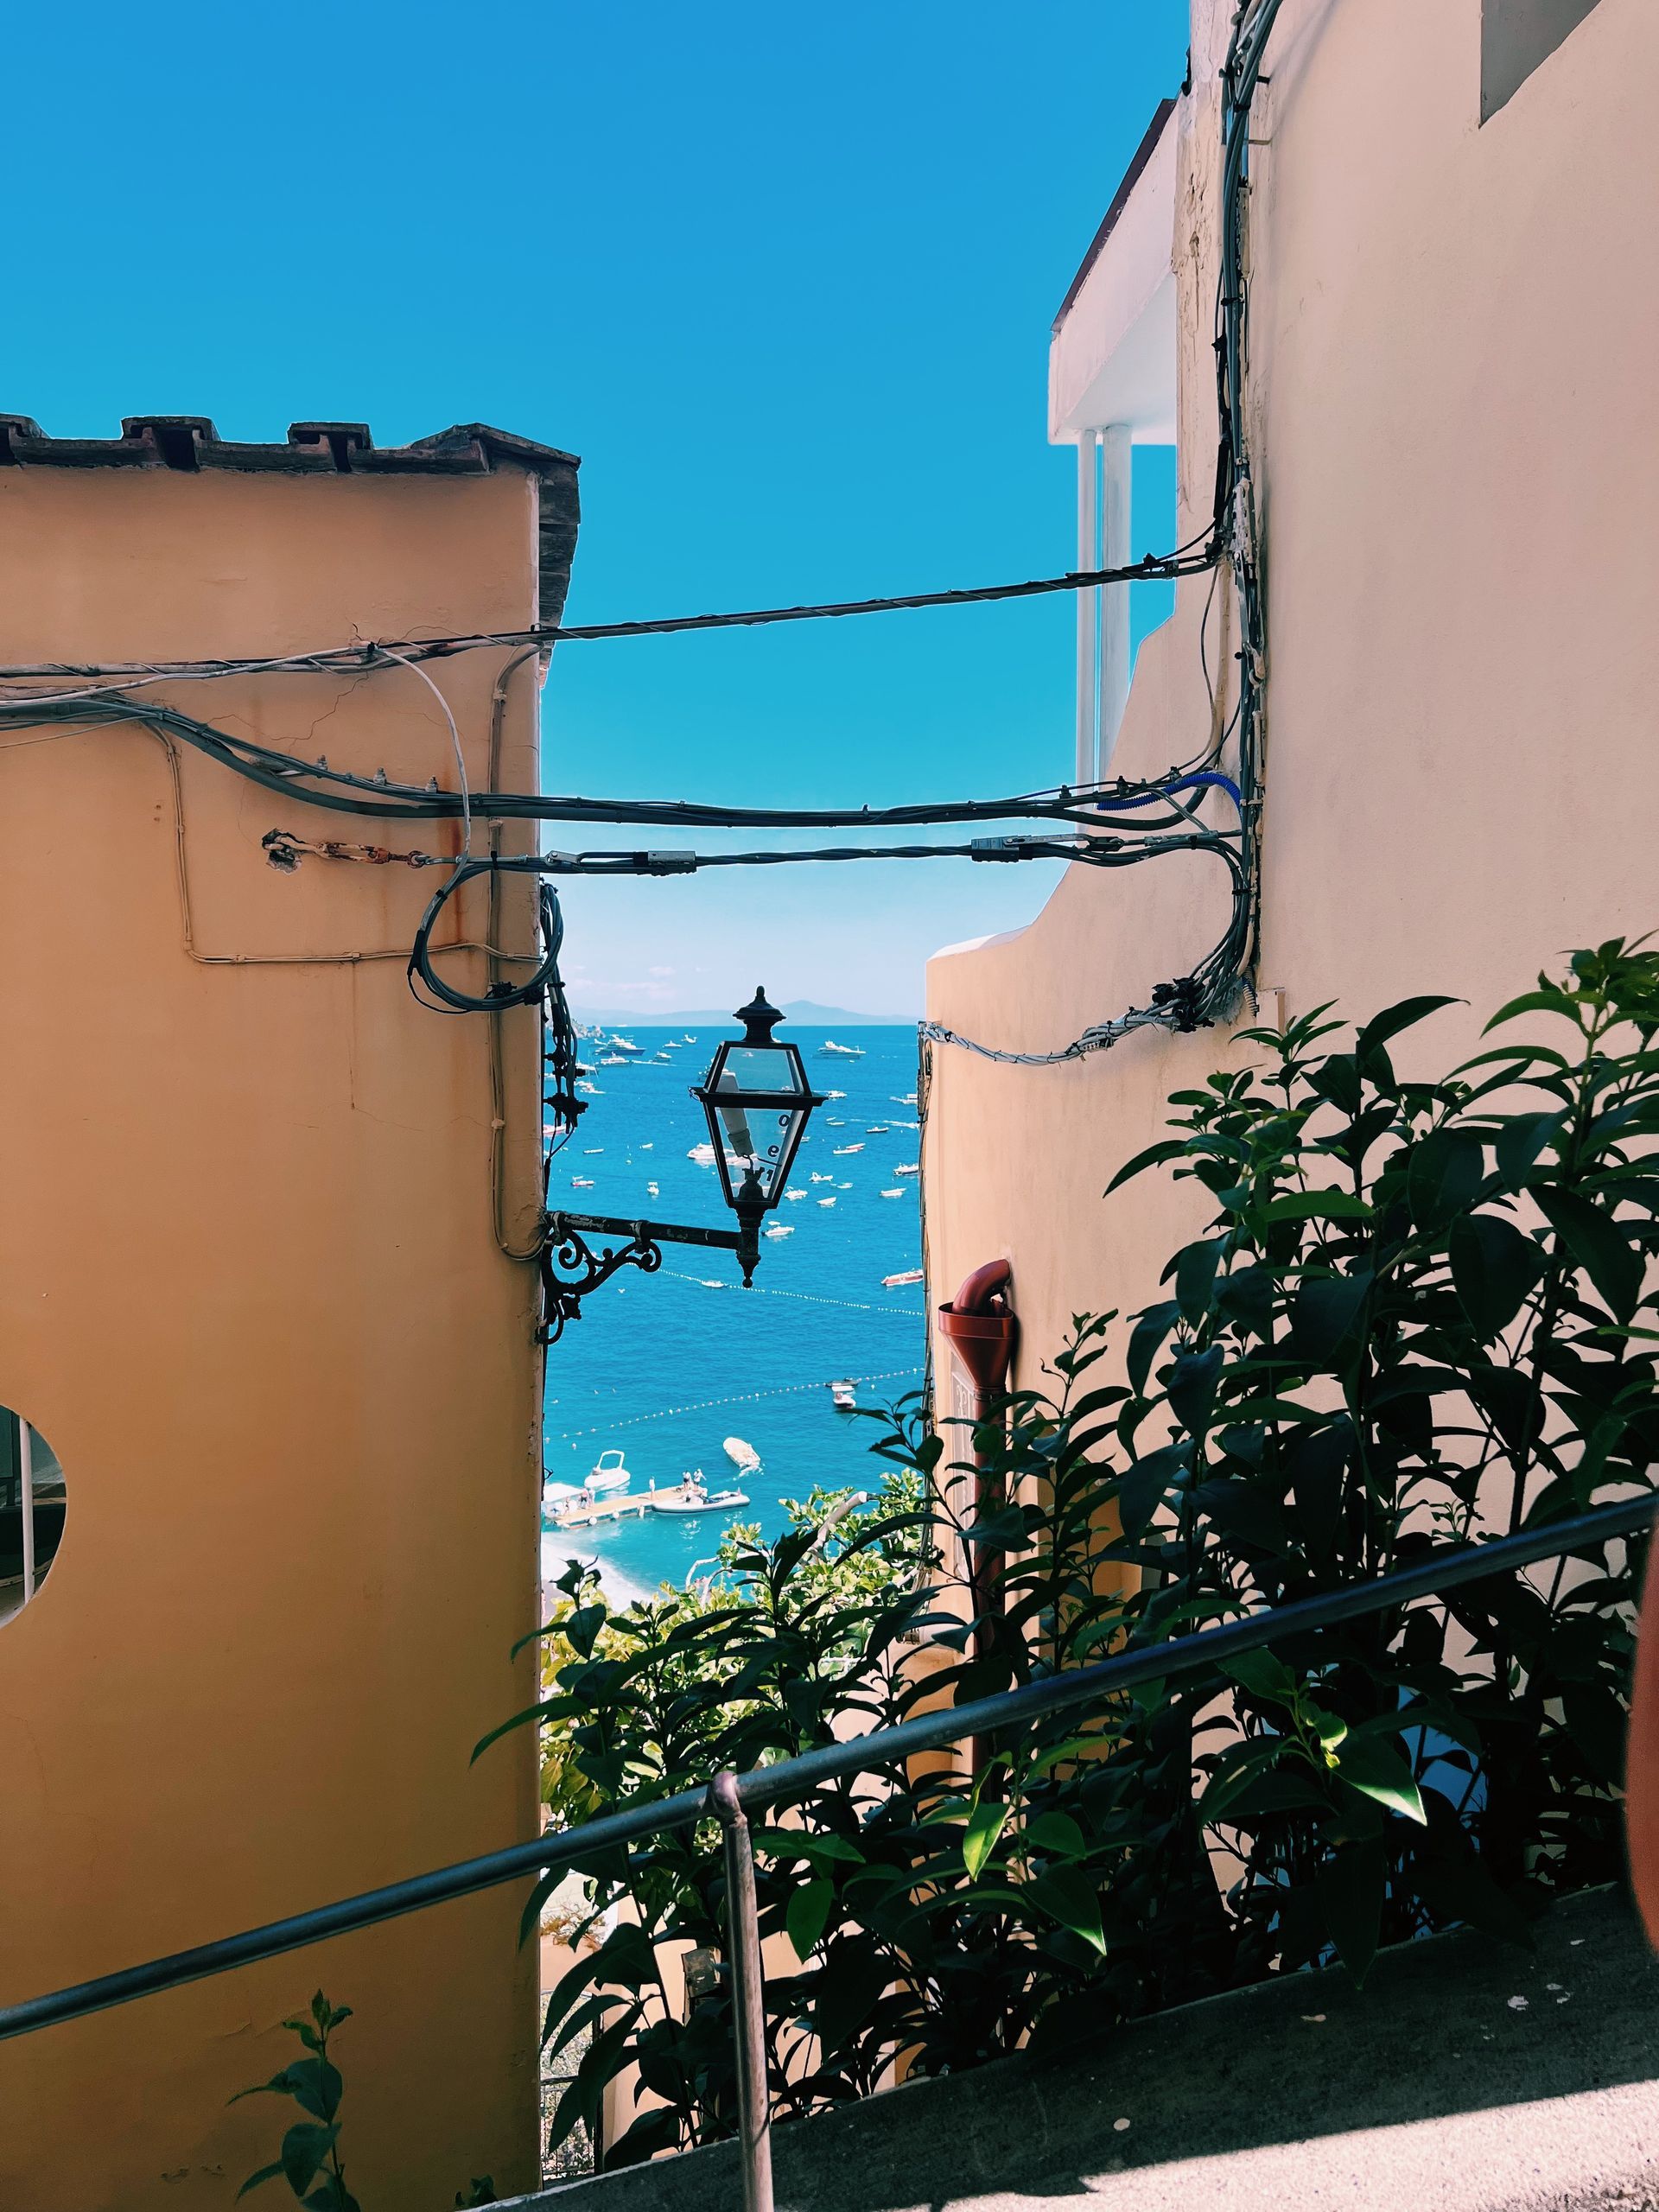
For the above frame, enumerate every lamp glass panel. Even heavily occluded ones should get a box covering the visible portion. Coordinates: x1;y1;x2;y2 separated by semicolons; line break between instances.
710;1046;808;1209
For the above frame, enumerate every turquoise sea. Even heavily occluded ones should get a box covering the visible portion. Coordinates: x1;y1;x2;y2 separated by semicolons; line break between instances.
541;1024;925;1597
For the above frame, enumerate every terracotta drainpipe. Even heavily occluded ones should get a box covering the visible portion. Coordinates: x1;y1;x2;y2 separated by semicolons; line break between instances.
937;1261;1018;1695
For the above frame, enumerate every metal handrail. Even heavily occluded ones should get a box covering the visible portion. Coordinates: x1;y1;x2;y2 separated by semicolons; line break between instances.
1;1494;1651;2212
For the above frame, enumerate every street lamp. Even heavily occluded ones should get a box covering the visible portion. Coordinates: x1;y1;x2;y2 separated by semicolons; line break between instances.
538;988;823;1340
692;988;823;1263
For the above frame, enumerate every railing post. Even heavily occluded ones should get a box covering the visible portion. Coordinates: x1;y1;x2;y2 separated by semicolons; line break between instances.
710;1770;773;2212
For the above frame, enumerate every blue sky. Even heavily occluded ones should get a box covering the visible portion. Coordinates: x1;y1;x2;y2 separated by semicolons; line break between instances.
5;0;1187;1017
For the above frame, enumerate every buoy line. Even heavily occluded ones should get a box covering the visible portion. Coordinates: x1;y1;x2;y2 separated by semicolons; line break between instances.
659;1268;925;1319
549;1364;924;1444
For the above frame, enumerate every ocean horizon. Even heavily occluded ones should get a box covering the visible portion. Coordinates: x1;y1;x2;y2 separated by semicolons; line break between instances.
541;1022;926;1601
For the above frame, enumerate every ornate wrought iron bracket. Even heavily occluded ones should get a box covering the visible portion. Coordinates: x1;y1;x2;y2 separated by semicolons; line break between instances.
539;1210;760;1343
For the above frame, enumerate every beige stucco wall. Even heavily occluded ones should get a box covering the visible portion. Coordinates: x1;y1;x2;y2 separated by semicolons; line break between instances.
0;466;550;2203
926;0;1657;1390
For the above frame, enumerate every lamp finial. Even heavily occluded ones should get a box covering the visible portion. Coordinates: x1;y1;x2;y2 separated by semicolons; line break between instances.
735;987;784;1045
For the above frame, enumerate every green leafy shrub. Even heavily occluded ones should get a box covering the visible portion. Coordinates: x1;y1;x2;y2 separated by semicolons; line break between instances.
231;1993;359;2210
489;944;1657;2170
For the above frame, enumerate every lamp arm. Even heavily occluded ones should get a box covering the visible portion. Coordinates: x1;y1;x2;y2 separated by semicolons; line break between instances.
539;1209;761;1341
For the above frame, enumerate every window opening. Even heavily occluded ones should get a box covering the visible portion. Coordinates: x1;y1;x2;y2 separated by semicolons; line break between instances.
0;1410;66;1626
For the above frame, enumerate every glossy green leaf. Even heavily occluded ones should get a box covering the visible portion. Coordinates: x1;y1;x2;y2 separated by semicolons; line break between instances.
1534;1185;1643;1320
1173;1239;1224;1323
1222;1648;1297;1704
1024;1811;1088;1860
1355;995;1461;1067
1449;1212;1545;1338
787;1878;836;1959
279;2122;340;2197
1118;1442;1189;1535
1332;1734;1426;1823
1127;1300;1181;1398
1028;1865;1106;1953
1484;984;1582;1033
1261;1188;1374;1223
1167;1345;1224;1434
1105;1140;1189;1194
1406;1129;1484;1229
963;1800;1010;1879
1216;1263;1274;1339
1495;1111;1565;1186
1287;1270;1371;1363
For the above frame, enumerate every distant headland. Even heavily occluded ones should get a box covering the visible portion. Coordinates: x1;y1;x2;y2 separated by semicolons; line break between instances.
570;999;916;1027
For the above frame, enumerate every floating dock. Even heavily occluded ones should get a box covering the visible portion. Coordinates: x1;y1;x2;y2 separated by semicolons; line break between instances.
545;1493;653;1531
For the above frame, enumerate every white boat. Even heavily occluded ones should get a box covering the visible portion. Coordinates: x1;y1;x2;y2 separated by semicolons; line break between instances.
724;1437;760;1472
827;1117;847;1127
765;1224;793;1239
832;1143;864;1155
607;1036;642;1056
883;1269;925;1287
683;1033;697;1043
647;1180;660;1198
588;1450;631;1496
825;1090;847;1100
866;1125;889;1135
571;1175;595;1188
893;1163;919;1176
689;1142;718;1164
575;1081;600;1096
810;1172;834;1183
599;1054;631;1067
817;1040;865;1058
836;1181;853;1190
830;1378;858;1411
880;1187;904;1198
784;1189;806;1202
652;1473;750;1516
892;1093;918;1105
817;1196;837;1207
582;1147;603;1155
653;1052;674;1063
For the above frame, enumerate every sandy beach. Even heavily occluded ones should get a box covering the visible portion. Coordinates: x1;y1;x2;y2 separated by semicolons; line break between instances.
540;1535;657;1617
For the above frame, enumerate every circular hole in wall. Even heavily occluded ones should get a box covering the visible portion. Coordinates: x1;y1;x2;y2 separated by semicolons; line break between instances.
0;1408;66;1628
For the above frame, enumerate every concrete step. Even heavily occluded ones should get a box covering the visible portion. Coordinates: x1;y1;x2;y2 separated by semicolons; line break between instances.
500;1888;1659;2212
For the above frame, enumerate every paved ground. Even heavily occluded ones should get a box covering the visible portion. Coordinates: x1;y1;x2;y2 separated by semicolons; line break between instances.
500;1888;1659;2211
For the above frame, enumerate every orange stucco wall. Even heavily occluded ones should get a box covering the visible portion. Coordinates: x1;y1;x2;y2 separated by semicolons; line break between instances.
925;0;1659;1389
0;464;550;2203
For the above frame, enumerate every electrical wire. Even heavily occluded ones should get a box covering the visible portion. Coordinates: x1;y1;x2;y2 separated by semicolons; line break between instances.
916;0;1277;1068
0;548;1221;689
0;688;1243;837
0;20;1275;1103
370;644;473;859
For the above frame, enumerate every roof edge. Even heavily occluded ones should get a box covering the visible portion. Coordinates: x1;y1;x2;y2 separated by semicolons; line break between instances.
1052;98;1179;336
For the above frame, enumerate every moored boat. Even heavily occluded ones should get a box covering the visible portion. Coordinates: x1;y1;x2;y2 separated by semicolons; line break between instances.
652;1472;750;1516
588;1449;631;1496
